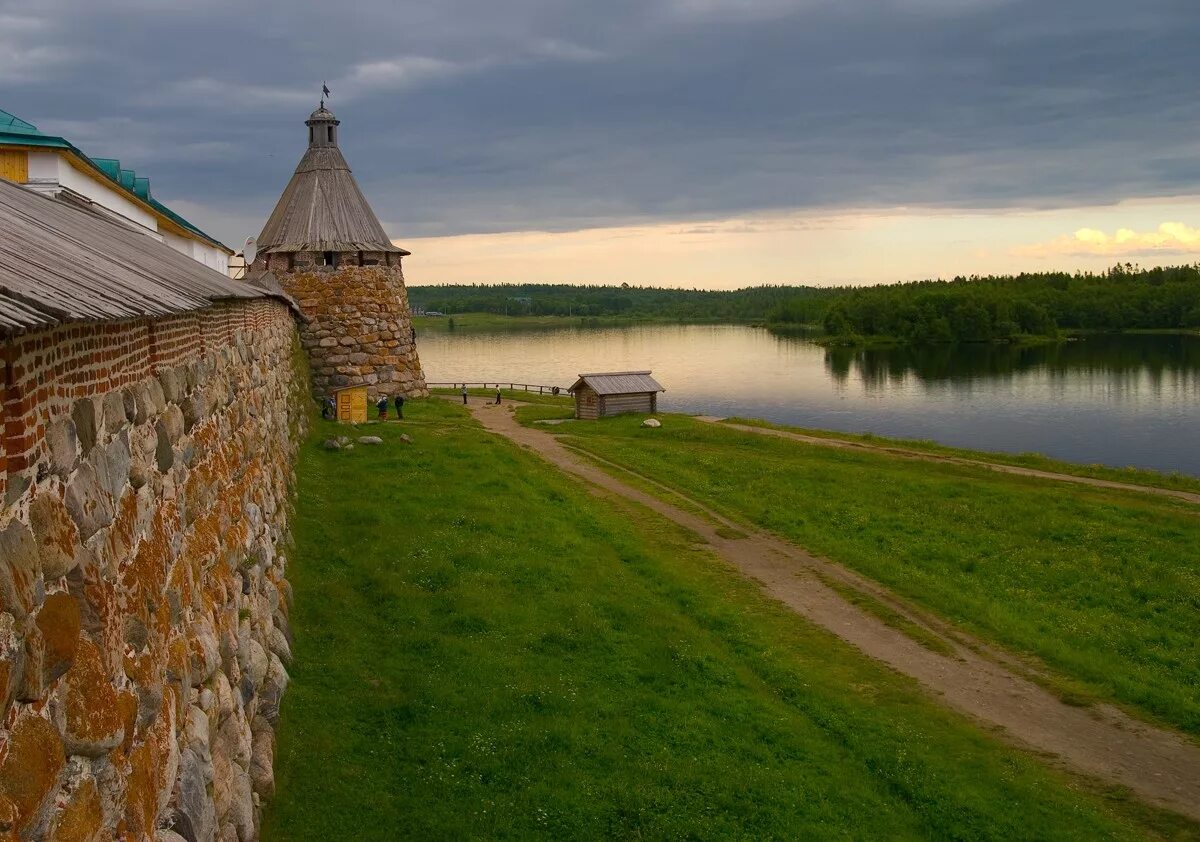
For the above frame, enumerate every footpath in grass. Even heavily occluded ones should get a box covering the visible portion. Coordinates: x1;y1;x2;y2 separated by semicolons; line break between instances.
533;410;1200;738
262;400;1190;839
721;416;1200;496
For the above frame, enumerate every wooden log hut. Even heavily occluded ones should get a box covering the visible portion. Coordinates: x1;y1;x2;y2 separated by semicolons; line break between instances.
568;371;665;419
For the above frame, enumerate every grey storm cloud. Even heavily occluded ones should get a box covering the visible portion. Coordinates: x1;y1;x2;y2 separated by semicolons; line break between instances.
2;0;1198;246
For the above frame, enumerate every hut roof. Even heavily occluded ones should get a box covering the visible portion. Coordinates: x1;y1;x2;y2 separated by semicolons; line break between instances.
255;106;408;255
0;178;290;338
568;371;665;395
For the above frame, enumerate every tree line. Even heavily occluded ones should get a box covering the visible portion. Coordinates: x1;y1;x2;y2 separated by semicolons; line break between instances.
408;283;831;322
409;264;1200;343
771;264;1200;344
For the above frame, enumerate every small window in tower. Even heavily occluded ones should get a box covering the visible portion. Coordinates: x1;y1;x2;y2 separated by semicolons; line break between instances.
323;251;337;267
327;126;334;143
309;127;314;144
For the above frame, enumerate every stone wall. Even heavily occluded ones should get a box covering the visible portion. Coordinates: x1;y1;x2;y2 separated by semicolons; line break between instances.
0;299;305;841
262;255;427;401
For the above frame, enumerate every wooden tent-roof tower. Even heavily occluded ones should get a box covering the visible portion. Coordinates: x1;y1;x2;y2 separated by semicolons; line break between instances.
256;104;408;256
250;101;427;401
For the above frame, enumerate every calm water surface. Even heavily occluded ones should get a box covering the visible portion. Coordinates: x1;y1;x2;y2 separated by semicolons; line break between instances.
418;325;1200;475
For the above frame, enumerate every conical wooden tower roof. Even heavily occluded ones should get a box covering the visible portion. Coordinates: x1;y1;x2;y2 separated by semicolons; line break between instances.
257;104;406;254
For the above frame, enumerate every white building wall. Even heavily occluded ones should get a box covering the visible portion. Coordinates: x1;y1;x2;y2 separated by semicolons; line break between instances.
196;241;230;273
162;230;229;274
26;151;230;273
26;152;159;233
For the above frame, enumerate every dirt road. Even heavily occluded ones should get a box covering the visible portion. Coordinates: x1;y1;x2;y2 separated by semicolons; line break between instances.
465;399;1200;821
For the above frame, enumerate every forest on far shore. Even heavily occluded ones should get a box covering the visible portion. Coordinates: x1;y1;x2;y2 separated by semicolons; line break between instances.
409;263;1200;344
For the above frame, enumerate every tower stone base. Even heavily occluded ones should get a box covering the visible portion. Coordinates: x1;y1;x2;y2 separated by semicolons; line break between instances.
274;261;428;400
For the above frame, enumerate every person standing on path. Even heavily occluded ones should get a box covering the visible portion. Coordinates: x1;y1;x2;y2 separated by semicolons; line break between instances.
377;395;389;420
394;393;405;420
461;385;469;405
495;389;502;405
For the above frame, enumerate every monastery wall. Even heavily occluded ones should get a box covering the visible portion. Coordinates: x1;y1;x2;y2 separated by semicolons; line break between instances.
0;299;304;841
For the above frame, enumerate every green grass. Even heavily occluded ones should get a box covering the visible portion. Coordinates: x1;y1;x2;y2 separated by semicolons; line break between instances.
541;413;1200;737
262;400;1193;839
722;416;1200;496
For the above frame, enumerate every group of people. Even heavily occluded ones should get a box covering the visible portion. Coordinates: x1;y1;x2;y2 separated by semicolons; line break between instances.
460;386;502;405
319;386;510;422
319;393;406;420
376;393;405;420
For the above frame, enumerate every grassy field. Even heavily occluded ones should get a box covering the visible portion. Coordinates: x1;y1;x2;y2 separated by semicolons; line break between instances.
261;400;1192;839
722;416;1200;496
525;411;1200;737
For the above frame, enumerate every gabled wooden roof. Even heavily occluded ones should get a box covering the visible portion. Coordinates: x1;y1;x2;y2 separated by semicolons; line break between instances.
569;371;665;395
255;112;407;255
0;178;288;338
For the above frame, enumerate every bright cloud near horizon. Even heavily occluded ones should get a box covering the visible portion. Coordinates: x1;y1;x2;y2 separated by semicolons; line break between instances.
4;0;1200;288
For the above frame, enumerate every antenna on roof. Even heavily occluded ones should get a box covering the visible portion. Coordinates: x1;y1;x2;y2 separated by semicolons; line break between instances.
242;236;258;266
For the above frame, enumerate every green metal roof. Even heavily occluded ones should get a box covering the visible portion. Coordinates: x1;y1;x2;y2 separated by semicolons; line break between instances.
0;110;41;135
0;108;230;252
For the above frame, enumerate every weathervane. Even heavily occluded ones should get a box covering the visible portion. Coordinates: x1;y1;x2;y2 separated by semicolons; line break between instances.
320;81;331;109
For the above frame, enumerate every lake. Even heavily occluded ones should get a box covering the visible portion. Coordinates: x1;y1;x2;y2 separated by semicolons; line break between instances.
417;325;1200;476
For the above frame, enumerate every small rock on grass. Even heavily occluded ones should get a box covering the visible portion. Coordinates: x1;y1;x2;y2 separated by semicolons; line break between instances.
642;418;662;428
399;434;413;444
357;436;383;445
322;439;341;451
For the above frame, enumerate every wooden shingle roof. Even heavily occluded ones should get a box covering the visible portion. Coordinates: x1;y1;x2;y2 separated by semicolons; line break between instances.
0;178;287;338
568;371;665;395
255;108;407;255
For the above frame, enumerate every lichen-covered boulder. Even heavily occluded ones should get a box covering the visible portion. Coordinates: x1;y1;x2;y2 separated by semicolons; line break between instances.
0;520;40;621
46;417;80;478
249;719;275;799
35;591;81;684
29;492;82;580
47;765;104;842
64;463;115;542
53;638;125;757
0;711;65;838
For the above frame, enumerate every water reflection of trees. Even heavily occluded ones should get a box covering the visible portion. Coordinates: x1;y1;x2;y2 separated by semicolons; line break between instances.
822;335;1200;388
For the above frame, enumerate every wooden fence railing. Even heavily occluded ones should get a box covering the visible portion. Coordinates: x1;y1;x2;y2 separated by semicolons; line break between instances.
427;381;570;396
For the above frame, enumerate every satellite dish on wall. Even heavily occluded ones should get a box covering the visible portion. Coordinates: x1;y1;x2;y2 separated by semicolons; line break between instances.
242;236;258;266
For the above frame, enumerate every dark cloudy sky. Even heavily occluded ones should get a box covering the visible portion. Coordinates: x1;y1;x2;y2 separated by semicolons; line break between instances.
4;0;1200;284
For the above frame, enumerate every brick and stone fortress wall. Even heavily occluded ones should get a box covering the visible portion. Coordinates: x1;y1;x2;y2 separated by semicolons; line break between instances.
257;250;428;400
0;299;305;841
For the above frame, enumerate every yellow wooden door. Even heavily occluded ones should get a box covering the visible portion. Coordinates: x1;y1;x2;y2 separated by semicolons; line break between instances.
336;387;367;423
